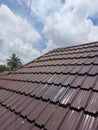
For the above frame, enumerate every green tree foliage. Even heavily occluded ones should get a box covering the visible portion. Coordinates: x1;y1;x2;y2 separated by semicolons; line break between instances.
7;53;22;70
0;65;8;73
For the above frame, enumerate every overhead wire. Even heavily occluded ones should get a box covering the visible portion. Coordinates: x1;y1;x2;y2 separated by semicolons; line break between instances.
23;0;33;44
15;0;32;129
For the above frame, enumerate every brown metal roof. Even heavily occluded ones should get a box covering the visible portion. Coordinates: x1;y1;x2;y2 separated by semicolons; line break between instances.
0;41;98;130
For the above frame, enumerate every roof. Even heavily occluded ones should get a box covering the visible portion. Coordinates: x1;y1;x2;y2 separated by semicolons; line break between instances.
0;41;98;130
0;71;9;75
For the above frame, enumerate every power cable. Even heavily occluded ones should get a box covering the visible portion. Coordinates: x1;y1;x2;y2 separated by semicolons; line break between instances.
15;0;32;130
23;0;32;44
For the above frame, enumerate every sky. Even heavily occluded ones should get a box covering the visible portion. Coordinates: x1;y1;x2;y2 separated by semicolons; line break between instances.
0;0;98;64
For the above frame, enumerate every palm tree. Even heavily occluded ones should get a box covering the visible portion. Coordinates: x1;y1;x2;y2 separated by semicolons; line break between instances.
7;53;22;70
0;65;9;73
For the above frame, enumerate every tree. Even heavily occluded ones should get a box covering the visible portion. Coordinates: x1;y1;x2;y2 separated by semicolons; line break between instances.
7;53;22;70
0;65;8;73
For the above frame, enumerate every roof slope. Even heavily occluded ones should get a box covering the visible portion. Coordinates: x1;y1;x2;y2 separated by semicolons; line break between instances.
0;42;98;130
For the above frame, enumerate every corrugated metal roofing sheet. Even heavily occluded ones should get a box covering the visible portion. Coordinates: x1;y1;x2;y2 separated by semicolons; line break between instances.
0;42;98;130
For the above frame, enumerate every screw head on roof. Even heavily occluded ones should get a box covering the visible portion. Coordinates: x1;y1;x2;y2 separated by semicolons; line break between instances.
21;121;25;124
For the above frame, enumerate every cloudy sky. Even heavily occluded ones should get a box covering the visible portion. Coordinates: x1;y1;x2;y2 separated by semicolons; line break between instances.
0;0;98;64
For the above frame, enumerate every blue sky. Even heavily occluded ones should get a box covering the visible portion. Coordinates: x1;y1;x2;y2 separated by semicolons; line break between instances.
0;0;98;64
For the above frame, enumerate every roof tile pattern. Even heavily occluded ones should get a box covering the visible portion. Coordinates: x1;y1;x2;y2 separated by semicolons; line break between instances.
0;42;98;130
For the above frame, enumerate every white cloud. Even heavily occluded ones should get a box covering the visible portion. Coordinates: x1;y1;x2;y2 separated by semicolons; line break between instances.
42;0;98;51
0;52;9;64
1;0;98;65
0;4;41;64
8;39;41;63
18;0;63;19
18;0;98;53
